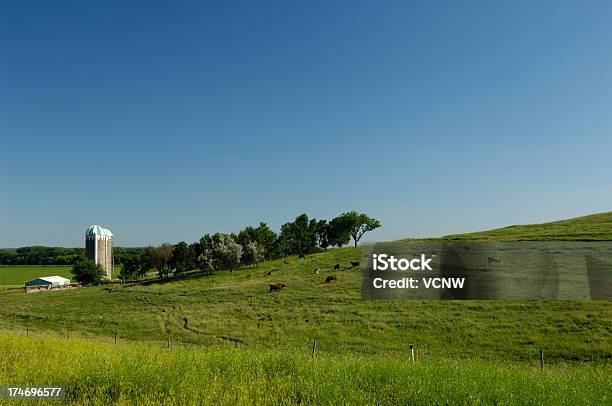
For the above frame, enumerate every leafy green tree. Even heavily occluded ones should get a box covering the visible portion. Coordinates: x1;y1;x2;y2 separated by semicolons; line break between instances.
196;234;214;275
333;211;381;247
270;234;289;259
279;214;320;255
171;241;195;276
143;244;174;278
315;219;330;248
326;217;351;247
255;222;277;259
212;233;242;272
119;255;144;281
237;222;278;260
243;241;264;266
236;226;258;247
72;258;104;284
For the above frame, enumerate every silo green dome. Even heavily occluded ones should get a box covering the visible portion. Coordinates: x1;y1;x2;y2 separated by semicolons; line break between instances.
85;225;113;237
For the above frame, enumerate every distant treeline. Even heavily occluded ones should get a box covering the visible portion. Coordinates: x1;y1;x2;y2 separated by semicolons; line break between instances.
1;211;380;282
117;211;380;281
0;246;146;266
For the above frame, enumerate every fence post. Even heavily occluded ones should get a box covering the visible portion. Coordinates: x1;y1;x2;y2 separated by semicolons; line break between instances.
114;332;117;344
410;344;415;364
540;350;544;370
26;326;29;336
167;337;170;348
312;340;317;356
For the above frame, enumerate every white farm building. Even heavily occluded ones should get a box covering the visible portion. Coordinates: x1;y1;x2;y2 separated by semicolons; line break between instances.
24;276;71;291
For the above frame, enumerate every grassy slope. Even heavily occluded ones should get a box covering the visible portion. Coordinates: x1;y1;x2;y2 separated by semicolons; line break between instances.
1;332;610;405
1;212;612;404
439;211;612;241
0;248;610;363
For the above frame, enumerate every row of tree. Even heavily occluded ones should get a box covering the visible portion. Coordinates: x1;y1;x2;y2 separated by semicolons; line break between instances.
116;211;380;281
0;246;83;265
0;246;146;266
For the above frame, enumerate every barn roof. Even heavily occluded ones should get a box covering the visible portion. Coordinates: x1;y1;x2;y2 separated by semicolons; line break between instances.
38;276;70;284
25;275;71;286
86;225;113;237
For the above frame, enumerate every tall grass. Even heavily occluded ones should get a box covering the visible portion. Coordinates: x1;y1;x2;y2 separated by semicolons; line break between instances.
0;331;610;405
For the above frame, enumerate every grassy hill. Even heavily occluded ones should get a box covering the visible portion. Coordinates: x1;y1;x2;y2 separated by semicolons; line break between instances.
0;248;610;364
439;211;612;241
0;213;611;403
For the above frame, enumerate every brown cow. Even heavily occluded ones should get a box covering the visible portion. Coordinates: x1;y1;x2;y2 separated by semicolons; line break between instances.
269;283;286;292
265;270;275;276
488;256;502;265
333;263;340;270
299;253;306;259
325;275;338;283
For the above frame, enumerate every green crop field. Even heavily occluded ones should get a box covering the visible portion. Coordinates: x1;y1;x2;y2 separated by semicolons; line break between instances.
0;265;74;286
0;212;611;404
0;331;610;405
0;265;122;286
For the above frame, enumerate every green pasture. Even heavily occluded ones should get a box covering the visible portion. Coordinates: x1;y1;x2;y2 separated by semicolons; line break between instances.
0;265;122;286
0;265;74;286
0;331;610;405
438;211;612;241
0;248;609;364
0;212;611;404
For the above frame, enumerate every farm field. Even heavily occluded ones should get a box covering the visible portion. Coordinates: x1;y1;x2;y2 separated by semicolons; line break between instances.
0;213;611;404
0;331;610;405
0;265;73;286
0;265;122;286
0;247;610;363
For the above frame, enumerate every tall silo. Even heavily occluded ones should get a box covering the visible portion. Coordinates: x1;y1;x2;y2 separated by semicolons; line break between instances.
85;225;113;279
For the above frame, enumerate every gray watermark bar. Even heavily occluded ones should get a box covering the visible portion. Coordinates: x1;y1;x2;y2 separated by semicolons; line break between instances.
361;241;612;300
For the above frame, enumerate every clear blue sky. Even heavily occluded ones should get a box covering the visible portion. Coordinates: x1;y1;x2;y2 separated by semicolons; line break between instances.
1;1;612;247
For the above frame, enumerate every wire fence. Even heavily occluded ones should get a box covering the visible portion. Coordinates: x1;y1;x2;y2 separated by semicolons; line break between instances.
2;323;609;368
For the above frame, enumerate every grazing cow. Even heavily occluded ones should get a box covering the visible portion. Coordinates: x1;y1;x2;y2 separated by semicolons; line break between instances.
350;261;360;267
269;283;286;293
283;259;290;265
265;270;274;276
431;251;437;257
314;268;320;275
488;256;502;264
299;253;306;259
325;275;338;283
333;263;340;270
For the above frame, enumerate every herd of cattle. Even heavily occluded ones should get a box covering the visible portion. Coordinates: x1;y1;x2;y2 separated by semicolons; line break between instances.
267;255;360;293
265;251;504;293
